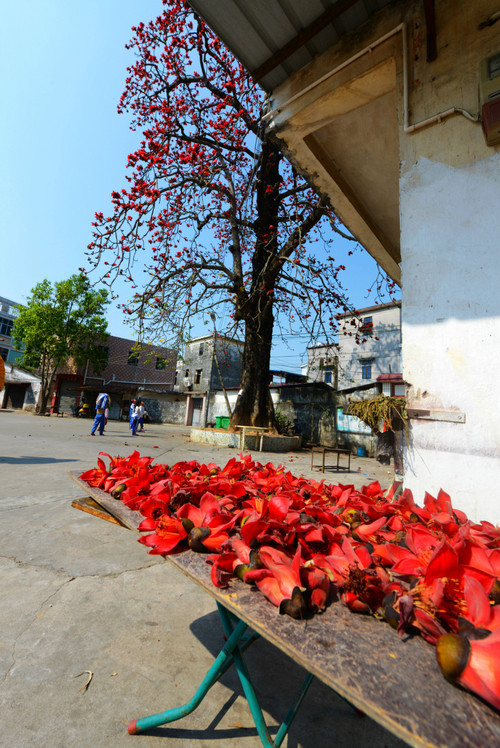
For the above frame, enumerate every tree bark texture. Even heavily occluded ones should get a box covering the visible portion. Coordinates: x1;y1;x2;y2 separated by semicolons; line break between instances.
230;302;275;429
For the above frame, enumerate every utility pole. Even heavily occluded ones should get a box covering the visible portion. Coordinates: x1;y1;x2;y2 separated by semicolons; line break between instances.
210;313;232;417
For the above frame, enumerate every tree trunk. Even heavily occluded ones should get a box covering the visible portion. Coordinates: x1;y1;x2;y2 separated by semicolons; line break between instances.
38;367;56;414
230;304;275;429
38;386;51;415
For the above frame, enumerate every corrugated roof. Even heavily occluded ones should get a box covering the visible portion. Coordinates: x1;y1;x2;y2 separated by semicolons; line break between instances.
188;0;395;91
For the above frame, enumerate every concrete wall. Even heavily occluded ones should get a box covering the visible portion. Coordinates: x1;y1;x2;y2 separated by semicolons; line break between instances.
266;0;500;522
174;334;243;394
397;2;500;522
140;391;188;424
401;152;500;521
208;384;338;446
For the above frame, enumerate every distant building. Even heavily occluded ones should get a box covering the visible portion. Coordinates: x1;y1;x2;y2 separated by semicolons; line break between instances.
0;295;41;411
173;334;244;426
305;301;402;392
0;293;177;416
50;335;177;418
174;334;244;394
0;295;23;364
304;301;403;455
304;343;338;387
337;301;402;391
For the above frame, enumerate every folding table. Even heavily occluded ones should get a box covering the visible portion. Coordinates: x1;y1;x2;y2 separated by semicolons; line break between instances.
70;472;500;748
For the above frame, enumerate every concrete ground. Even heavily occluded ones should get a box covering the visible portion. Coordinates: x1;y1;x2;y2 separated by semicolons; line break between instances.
0;410;405;748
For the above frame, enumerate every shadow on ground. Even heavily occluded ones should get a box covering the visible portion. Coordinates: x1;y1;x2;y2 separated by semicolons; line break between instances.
0;456;79;464
142;610;404;748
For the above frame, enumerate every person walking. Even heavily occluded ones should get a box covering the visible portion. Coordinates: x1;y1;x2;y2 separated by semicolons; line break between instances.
90;392;109;436
137;401;146;432
128;399;136;430
131;402;140;436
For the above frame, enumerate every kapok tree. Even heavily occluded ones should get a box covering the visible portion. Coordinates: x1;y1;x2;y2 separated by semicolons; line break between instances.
86;0;354;429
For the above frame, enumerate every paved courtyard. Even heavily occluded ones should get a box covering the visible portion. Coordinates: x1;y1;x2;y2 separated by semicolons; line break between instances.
0;410;404;748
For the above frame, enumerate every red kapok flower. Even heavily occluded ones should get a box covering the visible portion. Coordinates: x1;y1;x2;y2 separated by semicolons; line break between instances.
436;629;500;711
138;514;187;555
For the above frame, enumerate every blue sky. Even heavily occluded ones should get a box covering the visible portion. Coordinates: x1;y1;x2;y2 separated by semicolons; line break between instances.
1;1;393;373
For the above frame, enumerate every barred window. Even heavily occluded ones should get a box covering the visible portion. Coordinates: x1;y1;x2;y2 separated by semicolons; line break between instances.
127;349;139;366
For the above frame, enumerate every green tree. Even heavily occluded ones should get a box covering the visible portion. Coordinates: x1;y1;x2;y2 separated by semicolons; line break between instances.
12;274;109;413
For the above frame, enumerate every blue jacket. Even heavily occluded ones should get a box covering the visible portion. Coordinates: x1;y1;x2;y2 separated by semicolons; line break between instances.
96;393;108;409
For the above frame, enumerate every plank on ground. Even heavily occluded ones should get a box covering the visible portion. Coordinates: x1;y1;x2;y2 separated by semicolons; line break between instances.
69;472;142;532
70;471;500;748
71;496;126;527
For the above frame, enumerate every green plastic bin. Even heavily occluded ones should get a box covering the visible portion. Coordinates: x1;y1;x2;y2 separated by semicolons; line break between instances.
216;416;230;429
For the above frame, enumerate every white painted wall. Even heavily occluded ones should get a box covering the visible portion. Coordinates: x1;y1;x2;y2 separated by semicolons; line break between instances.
337;304;401;388
222;0;500;522
401;153;500;523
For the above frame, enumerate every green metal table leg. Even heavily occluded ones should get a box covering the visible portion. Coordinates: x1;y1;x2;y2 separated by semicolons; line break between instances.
217;604;315;748
273;671;314;747
128;616;248;734
217;604;276;747
129;603;315;746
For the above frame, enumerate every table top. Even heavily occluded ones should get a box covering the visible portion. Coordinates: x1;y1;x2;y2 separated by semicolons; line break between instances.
311;446;351;453
70;471;500;748
234;425;270;432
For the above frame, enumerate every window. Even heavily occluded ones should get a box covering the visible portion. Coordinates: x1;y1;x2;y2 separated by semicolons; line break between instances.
155;357;166;370
97;345;109;363
183;369;190;381
324;370;333;384
0;347;8;360
194;368;202;384
361;359;374;379
174;370;178;385
127;349;139;366
0;316;13;337
360;316;373;336
198;342;204;356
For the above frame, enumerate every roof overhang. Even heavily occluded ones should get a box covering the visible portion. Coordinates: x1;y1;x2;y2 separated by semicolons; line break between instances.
188;1;396;92
187;1;423;286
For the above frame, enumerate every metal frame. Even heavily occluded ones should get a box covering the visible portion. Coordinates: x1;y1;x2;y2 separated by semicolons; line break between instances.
128;603;314;746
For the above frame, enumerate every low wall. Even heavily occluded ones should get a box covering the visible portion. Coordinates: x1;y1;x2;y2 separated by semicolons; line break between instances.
190;428;301;453
140;392;187;424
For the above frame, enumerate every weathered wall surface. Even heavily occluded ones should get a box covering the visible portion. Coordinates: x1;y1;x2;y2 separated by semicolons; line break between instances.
175;335;243;394
208;384;338;445
401;152;500;520
397;2;500;521
141;391;188;424
267;0;500;521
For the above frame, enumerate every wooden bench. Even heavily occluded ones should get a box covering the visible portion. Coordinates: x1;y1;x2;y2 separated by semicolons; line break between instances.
70;471;500;747
234;424;271;452
310;446;351;473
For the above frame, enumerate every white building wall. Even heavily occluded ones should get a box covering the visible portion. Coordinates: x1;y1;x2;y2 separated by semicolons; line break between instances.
265;0;500;524
306;344;337;386
401;153;500;523
337;304;402;388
